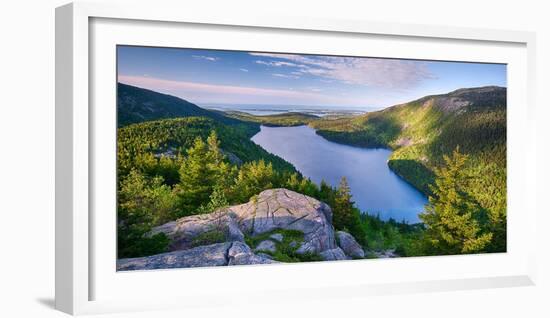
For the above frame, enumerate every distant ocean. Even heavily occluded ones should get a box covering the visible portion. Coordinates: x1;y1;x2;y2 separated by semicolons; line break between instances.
200;103;377;117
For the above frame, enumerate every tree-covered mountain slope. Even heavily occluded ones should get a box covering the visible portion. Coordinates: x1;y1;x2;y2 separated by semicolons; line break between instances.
310;86;507;251
118;83;254;130
118;117;297;184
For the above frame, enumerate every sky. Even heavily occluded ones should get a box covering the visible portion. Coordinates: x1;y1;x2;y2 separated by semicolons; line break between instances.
117;45;507;110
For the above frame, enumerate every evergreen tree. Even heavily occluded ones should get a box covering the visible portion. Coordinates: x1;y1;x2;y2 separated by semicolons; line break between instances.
117;170;174;258
419;148;492;254
318;180;334;206
206;130;223;164
196;187;230;214
332;177;366;246
230;160;277;202
285;173;301;191
333;177;354;230
298;178;319;197
175;136;214;215
205;131;235;192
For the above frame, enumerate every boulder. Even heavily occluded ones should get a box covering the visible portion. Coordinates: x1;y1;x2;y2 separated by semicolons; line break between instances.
229;189;337;255
228;242;278;266
140;188;345;269
117;242;232;271
117;241;276;271
269;233;284;242
320;248;348;261
150;210;244;251
336;231;365;259
255;240;277;253
256;253;274;260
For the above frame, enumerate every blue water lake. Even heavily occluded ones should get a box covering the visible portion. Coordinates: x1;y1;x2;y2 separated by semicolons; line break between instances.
251;125;428;223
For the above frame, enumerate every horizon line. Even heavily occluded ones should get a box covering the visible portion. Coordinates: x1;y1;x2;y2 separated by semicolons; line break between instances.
117;81;506;111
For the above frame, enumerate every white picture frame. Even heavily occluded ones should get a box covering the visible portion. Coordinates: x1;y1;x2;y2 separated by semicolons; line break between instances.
55;1;538;315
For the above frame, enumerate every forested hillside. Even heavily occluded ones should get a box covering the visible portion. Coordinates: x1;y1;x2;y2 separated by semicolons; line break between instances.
118;117;297;185
310;86;507;252
118;83;256;130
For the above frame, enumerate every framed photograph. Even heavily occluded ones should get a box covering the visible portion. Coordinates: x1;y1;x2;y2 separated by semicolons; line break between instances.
56;1;537;315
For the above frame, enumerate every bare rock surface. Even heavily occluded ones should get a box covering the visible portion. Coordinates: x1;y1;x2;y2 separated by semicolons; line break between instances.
227;242;278;266
150;210;244;251
150;189;335;255
229;188;336;255
130;188;352;269
336;231;365;259
254;240;277;253
319;247;348;261
434;96;471;113
117;242;232;271
117;241;276;271
269;233;284;242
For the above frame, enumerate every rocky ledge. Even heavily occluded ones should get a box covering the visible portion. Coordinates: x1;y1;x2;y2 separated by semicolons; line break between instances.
117;188;365;271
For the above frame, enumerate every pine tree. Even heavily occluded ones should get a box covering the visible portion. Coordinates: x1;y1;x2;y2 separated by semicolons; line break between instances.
419;148;492;254
332;177;367;246
205;131;234;191
196;187;230;214
176;136;213;215
333;177;354;230
230;160;277;202
318;180;334;206
206;130;224;165
285;173;301;191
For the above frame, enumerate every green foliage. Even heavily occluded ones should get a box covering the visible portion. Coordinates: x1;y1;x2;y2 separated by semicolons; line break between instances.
359;213;425;256
229;160;279;203
190;229;227;247
312;113;402;148
174;132;235;216
284;173;320;198
175;136;213;215
331;177;367;246
420;148;493;254
196;188;230;214
117;170;176;258
118;233;170;259
117;117;296;182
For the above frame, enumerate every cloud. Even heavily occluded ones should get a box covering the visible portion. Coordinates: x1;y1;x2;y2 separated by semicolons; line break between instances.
192;55;219;62
120;75;319;100
239;68;249;72
117;75;363;106
308;87;323;92
255;60;309;68
272;73;299;79
249;52;434;89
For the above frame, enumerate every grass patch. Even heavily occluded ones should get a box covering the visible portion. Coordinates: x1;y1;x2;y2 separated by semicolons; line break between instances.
191;229;227;247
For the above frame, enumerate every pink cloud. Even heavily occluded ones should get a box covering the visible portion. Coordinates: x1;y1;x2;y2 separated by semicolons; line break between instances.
119;75;315;98
117;75;361;106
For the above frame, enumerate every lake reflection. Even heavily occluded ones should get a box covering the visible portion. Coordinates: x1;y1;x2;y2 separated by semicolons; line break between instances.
251;125;428;223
